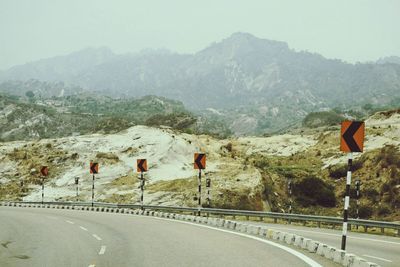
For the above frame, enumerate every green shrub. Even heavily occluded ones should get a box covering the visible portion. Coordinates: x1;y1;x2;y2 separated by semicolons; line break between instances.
377;204;391;216
302;111;345;128
363;188;379;203
375;145;400;168
358;204;373;219
328;160;363;179
294;176;336;207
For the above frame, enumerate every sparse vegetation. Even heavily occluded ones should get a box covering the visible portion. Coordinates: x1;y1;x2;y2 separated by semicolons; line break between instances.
294;176;336;207
302;111;345;128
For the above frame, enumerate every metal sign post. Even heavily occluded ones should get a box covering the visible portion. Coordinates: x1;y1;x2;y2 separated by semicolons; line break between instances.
288;178;293;224
92;174;95;207
40;166;48;205
340;120;364;251
288;179;292;214
137;159;148;211
355;180;360;219
198;169;202;216
206;178;211;207
355;180;361;229
341;152;353;250
140;172;144;210
90;162;99;207
41;176;45;205
75;177;79;201
194;153;206;216
20;180;24;196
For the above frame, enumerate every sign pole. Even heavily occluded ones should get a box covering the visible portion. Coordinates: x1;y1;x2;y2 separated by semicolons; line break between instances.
206;179;211;207
41;176;44;205
76;177;79;202
341;152;353;251
198;169;202;216
140;172;144;211
194;153;206;216
355;180;360;230
136;159;148;211
288;178;292;224
92;174;95;207
289;180;292;214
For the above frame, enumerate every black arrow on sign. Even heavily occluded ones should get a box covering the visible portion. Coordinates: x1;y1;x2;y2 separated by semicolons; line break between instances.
342;121;363;152
90;163;98;174
138;160;146;172
195;154;205;169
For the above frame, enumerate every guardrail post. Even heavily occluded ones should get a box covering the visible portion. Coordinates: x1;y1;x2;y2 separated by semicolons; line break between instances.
381;227;384;234
318;221;321;228
397;229;400;237
364;226;368;233
259;216;263;221
274;218;277;223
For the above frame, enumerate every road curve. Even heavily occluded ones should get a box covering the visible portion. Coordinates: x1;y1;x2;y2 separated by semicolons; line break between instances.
0;207;328;267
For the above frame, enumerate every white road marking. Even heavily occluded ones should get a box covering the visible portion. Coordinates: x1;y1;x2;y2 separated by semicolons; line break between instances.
92;234;102;241
79;226;88;231
267;226;400;246
88;265;96;267
98;245;106;255
65;220;75;224
362;254;393;263
149;216;322;267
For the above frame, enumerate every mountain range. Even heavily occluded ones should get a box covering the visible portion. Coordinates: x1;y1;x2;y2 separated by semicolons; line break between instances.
1;32;400;134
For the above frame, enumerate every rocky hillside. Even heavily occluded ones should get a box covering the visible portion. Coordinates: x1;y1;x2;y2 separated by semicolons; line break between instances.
2;33;400;135
1;109;399;221
0;93;196;142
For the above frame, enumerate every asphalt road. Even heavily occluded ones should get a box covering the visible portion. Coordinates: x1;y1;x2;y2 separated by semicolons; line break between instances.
0;207;330;267
248;220;400;267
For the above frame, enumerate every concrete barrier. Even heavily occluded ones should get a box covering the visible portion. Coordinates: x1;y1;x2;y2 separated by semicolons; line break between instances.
246;225;253;234
342;253;356;266
217;219;225;227
306;240;319;253
266;229;274;239
240;224;248;233
234;222;242;231
351;257;378;267
316;243;327;256
333;249;346;265
323;246;336;260
294;235;303;247
278;232;287;242
272;230;281;241
301;238;311;250
251;226;261;235
284;233;295;245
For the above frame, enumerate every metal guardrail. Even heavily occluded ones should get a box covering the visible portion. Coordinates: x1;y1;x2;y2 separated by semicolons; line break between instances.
3;201;400;236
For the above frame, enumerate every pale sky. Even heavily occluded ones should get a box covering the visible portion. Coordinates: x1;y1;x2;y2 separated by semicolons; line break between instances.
0;0;399;70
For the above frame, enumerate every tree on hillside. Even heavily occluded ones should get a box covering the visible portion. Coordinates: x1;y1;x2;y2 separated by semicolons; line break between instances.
25;90;35;98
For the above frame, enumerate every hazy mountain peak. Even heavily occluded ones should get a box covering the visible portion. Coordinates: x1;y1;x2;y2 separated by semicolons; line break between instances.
376;56;400;65
198;32;290;60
